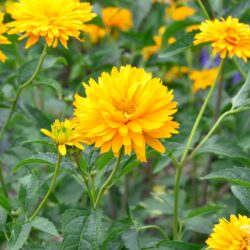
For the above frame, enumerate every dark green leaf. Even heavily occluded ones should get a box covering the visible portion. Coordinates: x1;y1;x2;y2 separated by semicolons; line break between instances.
62;209;103;250
18;59;37;84
31;216;59;237
34;78;63;100
0;194;11;212
186;205;225;219
8;223;31;250
158;32;196;59
231;185;250;212
0;206;7;232
157;240;202;250
196;136;250;166
224;0;250;18
202;167;250;188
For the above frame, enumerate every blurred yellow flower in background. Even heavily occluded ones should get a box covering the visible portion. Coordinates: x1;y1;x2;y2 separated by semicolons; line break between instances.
0;12;11;62
190;67;219;93
166;4;196;21
83;24;106;44
186;24;200;32
41;119;84;156
143;26;165;60
165;66;189;83
102;7;133;32
206;215;250;250
73;65;179;162
194;16;250;61
7;0;96;48
168;36;176;44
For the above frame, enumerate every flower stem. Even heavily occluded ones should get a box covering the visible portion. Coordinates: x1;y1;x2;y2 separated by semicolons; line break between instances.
138;225;168;239
172;59;224;240
196;0;211;19
94;150;123;210
0;44;47;147
28;153;62;222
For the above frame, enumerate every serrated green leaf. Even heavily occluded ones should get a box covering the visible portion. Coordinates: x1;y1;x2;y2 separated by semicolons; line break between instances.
232;68;250;109
202;167;250;188
231;185;250;212
34;78;63;100
62;209;103;250
31;216;59;237
157;240;202;250
159;32;196;59
121;229;141;250
196;136;250;166
8;223;31;250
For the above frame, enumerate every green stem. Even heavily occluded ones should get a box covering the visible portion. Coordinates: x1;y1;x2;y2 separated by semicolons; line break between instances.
94;150;123;210
0;166;8;198
172;59;224;240
28;153;62;221
139;225;168;239
91;173;96;206
197;0;211;19
0;44;47;146
232;57;247;80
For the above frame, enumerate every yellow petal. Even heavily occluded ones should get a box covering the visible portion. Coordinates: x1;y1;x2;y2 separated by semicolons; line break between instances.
58;144;66;156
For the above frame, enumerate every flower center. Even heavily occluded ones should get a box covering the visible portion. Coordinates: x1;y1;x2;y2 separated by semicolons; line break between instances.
115;99;136;118
52;125;71;144
225;28;240;44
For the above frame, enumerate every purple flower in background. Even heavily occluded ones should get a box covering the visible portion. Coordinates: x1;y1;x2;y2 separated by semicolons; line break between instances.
200;48;221;68
232;72;243;85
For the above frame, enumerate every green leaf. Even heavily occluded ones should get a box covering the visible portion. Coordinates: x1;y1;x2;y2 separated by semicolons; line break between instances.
96;151;114;171
186;205;225;219
8;223;31;250
158;32;196;60
13;152;76;174
157;240;202;250
19;174;39;211
31;216;59;237
232;68;250;109
0;194;11;212
196;136;250;166
121;229;141;250
202;167;250;189
17;59;37;84
231;185;250;212
34;78;63;100
62;209;103;250
42;56;67;70
224;0;250;18
0;206;7;232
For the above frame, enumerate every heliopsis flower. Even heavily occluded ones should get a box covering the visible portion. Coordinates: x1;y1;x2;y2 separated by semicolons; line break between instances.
206;214;250;250
82;24;106;44
186;24;200;32
165;66;189;83
102;7;133;32
73;65;179;162
143;27;166;60
190;67;219;93
7;0;96;49
0;12;11;62
166;5;196;21
41;119;84;156
194;16;250;61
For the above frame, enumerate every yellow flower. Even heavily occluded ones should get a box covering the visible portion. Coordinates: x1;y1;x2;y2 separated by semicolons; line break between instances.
166;5;196;21
102;7;133;32
186;24;200;32
206;214;250;250
152;185;165;193
194;16;250;61
73;65;179;162
165;66;189;83
7;0;96;49
0;12;11;62
41;119;84;156
83;24;106;44
143;26;166;60
190;67;219;93
168;36;176;44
